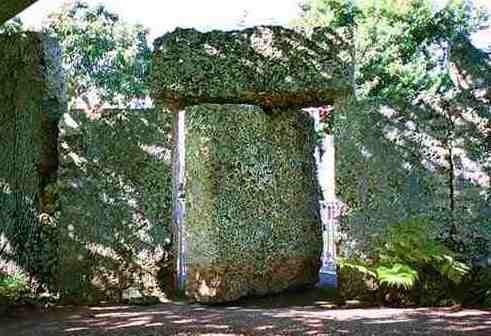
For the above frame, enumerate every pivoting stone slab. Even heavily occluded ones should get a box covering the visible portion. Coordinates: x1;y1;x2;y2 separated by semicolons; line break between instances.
152;26;351;109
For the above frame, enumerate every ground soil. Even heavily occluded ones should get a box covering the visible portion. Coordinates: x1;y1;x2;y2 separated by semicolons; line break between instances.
1;290;490;335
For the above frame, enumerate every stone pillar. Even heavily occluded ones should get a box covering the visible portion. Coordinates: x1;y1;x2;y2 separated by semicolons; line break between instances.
0;33;65;279
152;26;351;303
182;104;321;302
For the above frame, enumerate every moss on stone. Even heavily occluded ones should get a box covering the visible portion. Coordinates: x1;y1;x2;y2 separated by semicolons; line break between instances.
152;26;351;109
57;108;173;302
151;25;352;303
0;32;66;286
184;104;322;303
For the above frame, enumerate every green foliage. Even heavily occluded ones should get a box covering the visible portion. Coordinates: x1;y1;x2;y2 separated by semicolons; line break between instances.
44;1;151;108
0;272;29;306
338;217;471;305
0;17;23;34
339;258;375;278
376;264;418;290
379;218;470;284
298;0;491;268
373;217;470;294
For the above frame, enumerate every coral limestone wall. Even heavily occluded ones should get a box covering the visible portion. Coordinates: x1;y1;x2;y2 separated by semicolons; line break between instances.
57;108;173;302
0;33;65;284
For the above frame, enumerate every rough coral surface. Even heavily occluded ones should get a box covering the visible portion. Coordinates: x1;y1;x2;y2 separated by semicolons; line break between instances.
184;104;322;303
152;25;352;303
152;26;351;109
57;108;173;302
0;32;66;284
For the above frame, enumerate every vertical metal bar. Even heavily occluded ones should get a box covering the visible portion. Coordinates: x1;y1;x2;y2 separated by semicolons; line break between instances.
318;130;339;288
322;135;336;201
174;109;186;291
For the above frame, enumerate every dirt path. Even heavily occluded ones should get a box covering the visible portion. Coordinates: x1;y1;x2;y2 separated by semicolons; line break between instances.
1;292;490;335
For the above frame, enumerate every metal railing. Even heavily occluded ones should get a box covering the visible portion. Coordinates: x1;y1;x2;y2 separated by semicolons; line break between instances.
319;199;345;288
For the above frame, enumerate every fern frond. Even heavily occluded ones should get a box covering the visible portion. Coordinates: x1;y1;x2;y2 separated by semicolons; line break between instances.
376;263;418;290
338;258;377;278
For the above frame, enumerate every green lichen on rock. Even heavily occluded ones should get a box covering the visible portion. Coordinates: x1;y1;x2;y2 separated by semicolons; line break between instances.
57;108;173;302
184;104;322;303
0;32;66;285
152;26;351;109
151;25;352;303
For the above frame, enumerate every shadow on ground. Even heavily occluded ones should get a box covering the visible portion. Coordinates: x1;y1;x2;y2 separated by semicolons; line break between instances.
1;290;490;335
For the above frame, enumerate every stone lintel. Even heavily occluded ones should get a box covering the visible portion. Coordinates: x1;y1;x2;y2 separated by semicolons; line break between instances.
152;26;352;110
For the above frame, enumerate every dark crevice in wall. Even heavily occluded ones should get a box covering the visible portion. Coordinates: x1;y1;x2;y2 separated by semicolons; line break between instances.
38;101;60;215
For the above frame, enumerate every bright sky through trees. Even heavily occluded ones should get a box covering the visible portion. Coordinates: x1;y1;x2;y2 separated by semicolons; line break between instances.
18;0;301;41
17;0;491;48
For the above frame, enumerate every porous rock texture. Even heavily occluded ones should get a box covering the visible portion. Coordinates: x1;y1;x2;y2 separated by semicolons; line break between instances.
152;26;351;303
152;26;351;109
57;108;174;302
0;32;66;284
184;104;322;303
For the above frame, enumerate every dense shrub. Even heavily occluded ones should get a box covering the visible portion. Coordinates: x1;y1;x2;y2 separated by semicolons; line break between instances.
337;259;378;303
338;217;472;306
459;265;491;307
0;272;29;306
